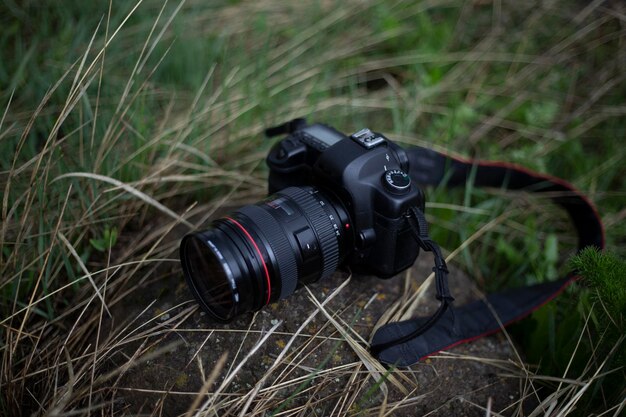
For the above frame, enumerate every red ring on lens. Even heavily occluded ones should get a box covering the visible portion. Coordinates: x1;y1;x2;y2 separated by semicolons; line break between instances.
225;217;272;306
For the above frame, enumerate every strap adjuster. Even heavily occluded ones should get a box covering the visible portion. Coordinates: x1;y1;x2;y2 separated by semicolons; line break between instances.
265;118;307;138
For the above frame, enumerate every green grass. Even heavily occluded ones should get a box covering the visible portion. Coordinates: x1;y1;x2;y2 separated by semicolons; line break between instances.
1;0;625;415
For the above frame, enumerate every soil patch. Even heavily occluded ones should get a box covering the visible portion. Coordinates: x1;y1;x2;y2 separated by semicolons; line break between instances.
109;253;524;416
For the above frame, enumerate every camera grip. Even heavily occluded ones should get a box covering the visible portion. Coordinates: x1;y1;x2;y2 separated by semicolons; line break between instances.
366;213;419;278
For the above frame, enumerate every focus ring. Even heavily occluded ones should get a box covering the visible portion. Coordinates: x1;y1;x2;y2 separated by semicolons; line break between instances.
236;205;298;299
278;187;339;280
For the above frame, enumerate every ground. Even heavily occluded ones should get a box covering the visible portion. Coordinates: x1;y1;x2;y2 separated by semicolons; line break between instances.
110;246;527;416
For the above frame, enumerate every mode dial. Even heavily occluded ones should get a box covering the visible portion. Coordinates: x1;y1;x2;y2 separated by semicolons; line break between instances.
383;169;411;194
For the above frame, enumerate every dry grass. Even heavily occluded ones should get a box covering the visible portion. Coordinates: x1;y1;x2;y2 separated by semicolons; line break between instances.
1;0;624;415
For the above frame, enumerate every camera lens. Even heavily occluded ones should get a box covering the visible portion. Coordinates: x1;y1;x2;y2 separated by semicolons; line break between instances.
180;186;351;321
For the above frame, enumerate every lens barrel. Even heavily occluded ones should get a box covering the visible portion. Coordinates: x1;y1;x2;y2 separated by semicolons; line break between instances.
180;186;350;321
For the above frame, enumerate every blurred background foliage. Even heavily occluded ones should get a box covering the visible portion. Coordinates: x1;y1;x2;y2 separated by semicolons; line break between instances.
0;0;624;415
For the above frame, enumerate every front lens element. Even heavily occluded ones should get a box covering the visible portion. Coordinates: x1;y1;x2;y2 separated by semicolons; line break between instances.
181;233;236;320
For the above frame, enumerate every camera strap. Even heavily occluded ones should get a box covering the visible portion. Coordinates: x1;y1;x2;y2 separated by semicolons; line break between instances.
370;146;605;366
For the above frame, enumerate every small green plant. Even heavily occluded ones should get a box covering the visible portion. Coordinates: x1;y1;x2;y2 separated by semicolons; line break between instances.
89;226;118;252
570;248;626;332
515;248;625;415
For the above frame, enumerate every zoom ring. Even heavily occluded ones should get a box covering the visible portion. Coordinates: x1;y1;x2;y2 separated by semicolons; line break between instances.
237;205;298;299
278;187;340;280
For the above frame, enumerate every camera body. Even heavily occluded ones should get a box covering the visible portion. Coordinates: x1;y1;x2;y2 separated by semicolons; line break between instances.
266;123;425;278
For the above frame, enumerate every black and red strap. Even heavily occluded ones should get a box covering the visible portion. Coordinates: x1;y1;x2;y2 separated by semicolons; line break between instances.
370;146;605;366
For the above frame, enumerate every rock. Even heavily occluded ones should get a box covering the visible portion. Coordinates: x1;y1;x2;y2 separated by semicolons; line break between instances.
113;258;521;416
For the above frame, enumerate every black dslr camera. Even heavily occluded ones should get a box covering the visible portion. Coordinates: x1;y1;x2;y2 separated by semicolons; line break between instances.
180;119;431;321
181;118;602;365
